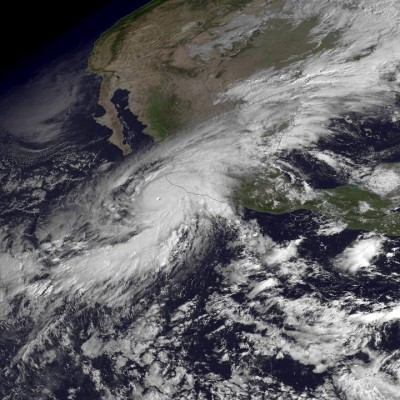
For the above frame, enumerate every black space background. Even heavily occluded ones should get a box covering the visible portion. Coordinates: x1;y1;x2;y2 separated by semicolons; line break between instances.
0;1;112;78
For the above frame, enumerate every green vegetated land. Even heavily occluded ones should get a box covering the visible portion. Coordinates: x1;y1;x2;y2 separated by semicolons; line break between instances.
234;173;400;236
144;88;182;140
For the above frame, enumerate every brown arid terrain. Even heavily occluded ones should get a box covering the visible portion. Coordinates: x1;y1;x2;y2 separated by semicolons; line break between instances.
89;0;336;154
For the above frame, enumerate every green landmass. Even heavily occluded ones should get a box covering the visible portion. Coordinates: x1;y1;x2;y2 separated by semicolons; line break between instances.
144;89;182;140
234;175;400;236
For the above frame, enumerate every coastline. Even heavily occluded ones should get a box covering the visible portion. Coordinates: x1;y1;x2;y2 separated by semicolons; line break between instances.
89;0;168;70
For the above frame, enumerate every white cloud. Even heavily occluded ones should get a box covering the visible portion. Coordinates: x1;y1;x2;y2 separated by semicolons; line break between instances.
335;235;384;274
248;278;280;298
264;239;302;266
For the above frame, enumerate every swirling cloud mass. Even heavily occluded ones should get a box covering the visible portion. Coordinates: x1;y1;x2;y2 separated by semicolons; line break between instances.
1;0;400;399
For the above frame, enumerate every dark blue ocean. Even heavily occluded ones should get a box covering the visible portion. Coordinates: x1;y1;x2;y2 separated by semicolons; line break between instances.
0;0;152;233
0;0;150;92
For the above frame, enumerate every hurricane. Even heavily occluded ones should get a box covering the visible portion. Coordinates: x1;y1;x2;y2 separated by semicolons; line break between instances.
1;0;400;399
